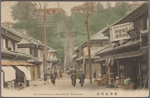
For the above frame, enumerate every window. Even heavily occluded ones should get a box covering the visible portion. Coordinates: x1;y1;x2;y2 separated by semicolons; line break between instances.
143;18;147;30
11;41;15;51
30;48;34;56
40;50;43;58
103;41;108;47
34;48;38;58
5;39;8;49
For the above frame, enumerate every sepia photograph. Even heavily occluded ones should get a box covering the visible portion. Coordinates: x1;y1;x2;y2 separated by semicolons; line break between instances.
1;1;149;97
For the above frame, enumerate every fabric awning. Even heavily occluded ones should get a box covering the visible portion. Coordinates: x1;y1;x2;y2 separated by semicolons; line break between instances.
16;66;31;80
1;66;16;81
1;62;34;66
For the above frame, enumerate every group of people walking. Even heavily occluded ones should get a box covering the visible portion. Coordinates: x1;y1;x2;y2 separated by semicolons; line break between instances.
71;69;85;87
43;68;85;87
44;68;63;86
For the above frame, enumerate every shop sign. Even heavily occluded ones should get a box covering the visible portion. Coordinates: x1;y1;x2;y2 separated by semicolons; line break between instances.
109;22;134;42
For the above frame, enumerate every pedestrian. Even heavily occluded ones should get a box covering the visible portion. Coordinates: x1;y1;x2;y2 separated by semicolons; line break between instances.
50;70;56;85
54;69;58;79
59;69;63;79
93;71;96;78
71;70;77;87
50;69;54;83
75;69;79;79
44;74;49;85
78;70;85;86
51;75;56;86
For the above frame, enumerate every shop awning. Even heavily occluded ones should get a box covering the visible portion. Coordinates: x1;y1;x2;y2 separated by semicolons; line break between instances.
95;47;148;64
115;46;148;59
76;55;99;61
96;40;141;56
16;66;31;80
1;62;34;66
1;66;16;81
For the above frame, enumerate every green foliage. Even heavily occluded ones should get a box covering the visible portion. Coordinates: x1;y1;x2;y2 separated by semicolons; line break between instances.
11;1;35;21
95;2;104;12
56;49;65;63
13;14;65;63
72;2;130;47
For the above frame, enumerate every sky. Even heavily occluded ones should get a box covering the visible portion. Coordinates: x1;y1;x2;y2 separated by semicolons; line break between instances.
1;1;138;23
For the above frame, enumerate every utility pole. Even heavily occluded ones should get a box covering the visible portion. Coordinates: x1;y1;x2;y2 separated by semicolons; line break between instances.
43;7;47;74
86;10;92;84
71;2;95;84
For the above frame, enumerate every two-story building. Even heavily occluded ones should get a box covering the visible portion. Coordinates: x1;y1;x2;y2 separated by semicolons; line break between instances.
95;2;148;89
16;29;59;78
1;26;36;89
17;33;45;79
75;30;108;79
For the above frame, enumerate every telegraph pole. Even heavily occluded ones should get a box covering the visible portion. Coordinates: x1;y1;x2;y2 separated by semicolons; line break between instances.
86;11;92;84
71;2;95;83
43;7;47;74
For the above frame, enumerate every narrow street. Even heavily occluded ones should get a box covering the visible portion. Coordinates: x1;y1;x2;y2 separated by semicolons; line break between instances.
1;1;149;97
2;72;149;97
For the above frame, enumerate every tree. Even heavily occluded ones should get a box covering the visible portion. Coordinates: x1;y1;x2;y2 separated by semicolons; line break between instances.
107;1;111;9
95;2;104;13
33;1;49;9
11;1;35;21
72;1;131;47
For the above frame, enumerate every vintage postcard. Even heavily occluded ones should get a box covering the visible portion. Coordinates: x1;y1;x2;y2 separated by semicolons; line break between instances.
1;1;149;97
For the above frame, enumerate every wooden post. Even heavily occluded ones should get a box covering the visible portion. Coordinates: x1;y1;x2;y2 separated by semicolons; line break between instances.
126;64;127;77
82;51;86;73
43;7;47;75
95;61;97;79
138;62;142;88
116;60;120;79
86;11;92;84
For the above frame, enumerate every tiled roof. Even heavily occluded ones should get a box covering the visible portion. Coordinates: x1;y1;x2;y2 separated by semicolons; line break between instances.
1;49;36;59
91;28;108;40
95;40;141;55
1;26;23;38
76;55;99;61
47;47;57;52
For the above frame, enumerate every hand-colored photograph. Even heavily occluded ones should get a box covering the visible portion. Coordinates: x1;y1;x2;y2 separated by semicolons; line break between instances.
1;1;149;97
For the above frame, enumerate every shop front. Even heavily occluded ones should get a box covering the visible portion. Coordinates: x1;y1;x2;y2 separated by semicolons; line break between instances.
95;44;148;89
1;62;34;89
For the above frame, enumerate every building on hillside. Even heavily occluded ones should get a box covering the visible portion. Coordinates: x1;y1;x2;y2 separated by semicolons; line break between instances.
95;2;148;89
71;2;95;14
1;26;36;90
1;21;14;27
31;8;65;26
74;30;108;79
